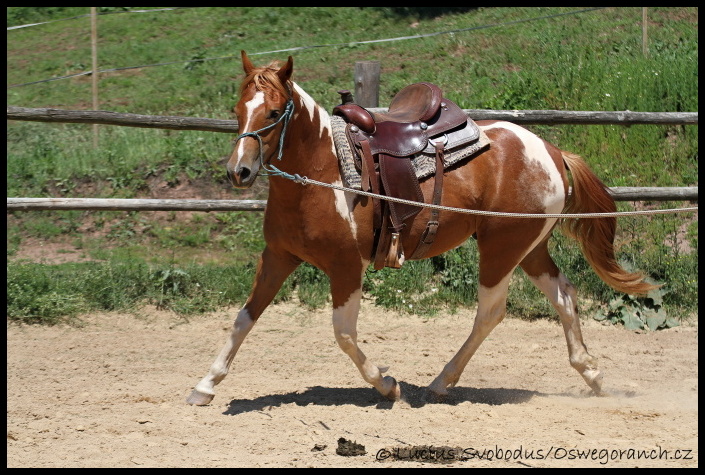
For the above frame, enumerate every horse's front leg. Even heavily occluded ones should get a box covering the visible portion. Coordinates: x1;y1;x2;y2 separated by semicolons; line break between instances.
186;246;300;405
427;272;512;398
330;267;401;400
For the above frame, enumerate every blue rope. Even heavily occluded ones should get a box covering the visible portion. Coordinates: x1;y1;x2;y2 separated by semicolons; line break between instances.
260;162;308;184
232;99;294;175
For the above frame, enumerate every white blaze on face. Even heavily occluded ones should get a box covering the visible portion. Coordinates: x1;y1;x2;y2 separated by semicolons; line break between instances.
234;90;266;165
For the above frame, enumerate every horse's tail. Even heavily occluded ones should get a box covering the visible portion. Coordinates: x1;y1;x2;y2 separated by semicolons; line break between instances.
560;151;657;295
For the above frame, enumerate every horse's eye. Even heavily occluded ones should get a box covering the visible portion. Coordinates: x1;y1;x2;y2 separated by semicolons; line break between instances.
268;110;280;120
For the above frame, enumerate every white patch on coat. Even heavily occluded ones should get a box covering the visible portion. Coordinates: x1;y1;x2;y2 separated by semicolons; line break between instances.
332;286;379;383
293;82;328;139
332;180;358;240
479;121;565;213
192;308;255;397
332;288;361;334
480;121;565;252
291;83;354;238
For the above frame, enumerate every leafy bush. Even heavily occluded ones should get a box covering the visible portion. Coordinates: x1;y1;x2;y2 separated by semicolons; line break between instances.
594;284;679;331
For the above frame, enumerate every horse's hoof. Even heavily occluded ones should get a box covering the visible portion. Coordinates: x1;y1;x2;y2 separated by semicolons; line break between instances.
186;389;215;406
582;368;604;395
382;376;401;401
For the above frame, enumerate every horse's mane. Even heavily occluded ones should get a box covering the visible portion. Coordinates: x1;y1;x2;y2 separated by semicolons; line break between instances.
240;60;291;99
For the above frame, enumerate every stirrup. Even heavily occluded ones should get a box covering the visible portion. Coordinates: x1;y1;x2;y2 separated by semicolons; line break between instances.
384;232;405;269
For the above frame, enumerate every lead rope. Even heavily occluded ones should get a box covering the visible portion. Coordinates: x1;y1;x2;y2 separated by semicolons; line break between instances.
261;165;697;219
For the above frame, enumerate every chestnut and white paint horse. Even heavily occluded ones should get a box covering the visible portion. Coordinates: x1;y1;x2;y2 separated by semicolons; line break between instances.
186;51;655;405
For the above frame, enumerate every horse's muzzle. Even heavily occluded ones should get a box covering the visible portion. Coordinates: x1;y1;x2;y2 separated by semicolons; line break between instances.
226;162;257;189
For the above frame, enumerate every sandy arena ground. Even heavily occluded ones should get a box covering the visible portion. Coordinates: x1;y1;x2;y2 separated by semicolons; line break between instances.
7;301;698;467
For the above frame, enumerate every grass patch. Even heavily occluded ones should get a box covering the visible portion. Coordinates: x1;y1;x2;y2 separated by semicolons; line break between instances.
7;7;698;324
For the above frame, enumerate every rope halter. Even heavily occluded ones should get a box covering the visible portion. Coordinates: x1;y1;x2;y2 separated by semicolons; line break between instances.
231;98;294;176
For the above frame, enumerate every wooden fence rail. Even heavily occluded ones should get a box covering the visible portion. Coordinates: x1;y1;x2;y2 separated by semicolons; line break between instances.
6;186;698;212
7;107;239;133
7;106;698;209
7;106;698;131
7;198;267;212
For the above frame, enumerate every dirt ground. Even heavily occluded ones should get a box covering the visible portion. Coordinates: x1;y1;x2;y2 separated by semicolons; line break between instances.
6;300;698;468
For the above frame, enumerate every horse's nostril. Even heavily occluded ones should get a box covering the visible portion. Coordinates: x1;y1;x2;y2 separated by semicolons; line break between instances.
239;168;251;181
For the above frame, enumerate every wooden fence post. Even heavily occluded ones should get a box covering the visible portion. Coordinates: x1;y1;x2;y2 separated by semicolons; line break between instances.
354;61;380;107
91;7;99;148
642;7;649;57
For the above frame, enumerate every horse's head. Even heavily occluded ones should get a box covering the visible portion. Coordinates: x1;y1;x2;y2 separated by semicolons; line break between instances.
226;50;294;188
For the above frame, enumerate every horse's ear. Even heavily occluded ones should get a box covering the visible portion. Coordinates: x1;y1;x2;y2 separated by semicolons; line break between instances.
241;50;255;75
276;56;294;84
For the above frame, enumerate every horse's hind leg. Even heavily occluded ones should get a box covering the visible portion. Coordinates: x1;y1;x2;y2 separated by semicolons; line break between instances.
186;246;300;405
519;240;603;395
426;220;550;399
330;265;401;400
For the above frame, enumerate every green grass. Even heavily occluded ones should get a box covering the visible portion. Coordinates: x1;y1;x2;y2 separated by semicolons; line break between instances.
6;7;698;324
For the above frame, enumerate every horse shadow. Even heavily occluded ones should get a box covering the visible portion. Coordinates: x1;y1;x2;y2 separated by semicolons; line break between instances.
222;381;541;416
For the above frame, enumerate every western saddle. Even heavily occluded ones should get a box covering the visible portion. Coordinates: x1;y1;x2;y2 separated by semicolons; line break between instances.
333;82;472;270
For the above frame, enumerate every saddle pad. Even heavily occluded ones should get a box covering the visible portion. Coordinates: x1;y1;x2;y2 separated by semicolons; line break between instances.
331;115;491;190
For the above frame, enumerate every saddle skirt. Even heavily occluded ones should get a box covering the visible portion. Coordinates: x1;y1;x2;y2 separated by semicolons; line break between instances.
332;114;490;190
